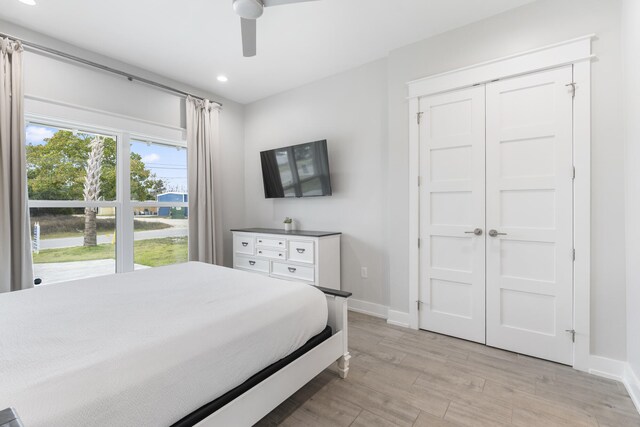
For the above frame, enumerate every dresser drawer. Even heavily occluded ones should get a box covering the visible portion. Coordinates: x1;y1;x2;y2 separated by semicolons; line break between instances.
234;236;255;255
271;262;315;282
288;240;314;264
235;256;269;273
256;236;286;249
256;248;286;260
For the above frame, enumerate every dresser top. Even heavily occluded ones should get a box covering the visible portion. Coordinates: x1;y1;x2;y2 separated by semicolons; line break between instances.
231;228;341;238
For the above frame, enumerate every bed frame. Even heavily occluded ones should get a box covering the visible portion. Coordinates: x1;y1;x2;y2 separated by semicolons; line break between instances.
196;287;351;426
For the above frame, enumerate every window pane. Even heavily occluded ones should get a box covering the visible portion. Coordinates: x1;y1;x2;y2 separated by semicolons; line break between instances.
30;208;116;285
133;207;188;269
26;124;117;201
130;140;187;202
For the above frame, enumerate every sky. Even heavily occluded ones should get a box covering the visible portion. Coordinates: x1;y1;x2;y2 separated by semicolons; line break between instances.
130;140;187;193
26;124;187;193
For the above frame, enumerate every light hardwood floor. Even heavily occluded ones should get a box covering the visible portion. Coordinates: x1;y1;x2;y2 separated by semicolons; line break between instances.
256;311;640;427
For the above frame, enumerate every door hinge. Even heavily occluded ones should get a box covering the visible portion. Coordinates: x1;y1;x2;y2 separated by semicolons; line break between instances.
417;112;424;125
566;329;576;343
573;248;576;261
418;238;421;249
572;166;576;180
566;82;576;98
417;176;421;187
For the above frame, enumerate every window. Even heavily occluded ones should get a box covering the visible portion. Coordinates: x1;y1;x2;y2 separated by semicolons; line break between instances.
130;140;188;270
26;121;188;285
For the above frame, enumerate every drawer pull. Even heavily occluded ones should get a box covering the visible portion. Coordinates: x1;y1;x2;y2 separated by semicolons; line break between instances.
249;261;255;266
258;251;262;254
296;248;305;254
278;253;283;257
288;267;297;273
258;240;262;243
241;242;248;247
279;242;283;245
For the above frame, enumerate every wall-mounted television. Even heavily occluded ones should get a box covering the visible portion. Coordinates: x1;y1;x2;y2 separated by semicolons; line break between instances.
260;139;332;198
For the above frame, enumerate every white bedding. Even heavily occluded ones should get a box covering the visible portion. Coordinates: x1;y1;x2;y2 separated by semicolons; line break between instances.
0;262;328;427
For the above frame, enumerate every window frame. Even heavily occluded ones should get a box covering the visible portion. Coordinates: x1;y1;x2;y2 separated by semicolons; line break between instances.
25;114;188;275
127;136;188;271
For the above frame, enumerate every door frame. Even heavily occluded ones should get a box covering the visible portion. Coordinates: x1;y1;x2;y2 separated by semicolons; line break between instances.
407;35;594;371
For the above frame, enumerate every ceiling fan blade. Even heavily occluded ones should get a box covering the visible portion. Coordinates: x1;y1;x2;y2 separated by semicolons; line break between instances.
263;0;319;7
240;18;257;57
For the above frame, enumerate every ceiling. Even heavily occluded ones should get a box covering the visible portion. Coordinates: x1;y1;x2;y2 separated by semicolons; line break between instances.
0;0;535;104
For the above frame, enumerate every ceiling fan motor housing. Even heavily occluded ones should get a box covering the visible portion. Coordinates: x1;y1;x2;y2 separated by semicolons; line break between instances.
233;0;264;19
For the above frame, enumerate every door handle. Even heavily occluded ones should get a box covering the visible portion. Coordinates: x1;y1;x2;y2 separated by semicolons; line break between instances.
464;228;483;236
488;229;507;237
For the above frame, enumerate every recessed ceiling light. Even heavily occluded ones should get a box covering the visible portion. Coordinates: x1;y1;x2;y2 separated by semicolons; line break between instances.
217;75;228;83
19;0;37;5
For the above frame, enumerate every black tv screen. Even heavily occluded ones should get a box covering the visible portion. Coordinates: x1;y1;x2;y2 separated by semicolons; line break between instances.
260;140;332;198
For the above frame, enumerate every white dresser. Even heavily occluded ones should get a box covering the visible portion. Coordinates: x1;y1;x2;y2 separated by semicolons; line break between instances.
231;228;341;290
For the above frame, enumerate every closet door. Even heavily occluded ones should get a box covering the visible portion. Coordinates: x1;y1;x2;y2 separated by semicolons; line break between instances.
485;66;574;364
419;86;486;343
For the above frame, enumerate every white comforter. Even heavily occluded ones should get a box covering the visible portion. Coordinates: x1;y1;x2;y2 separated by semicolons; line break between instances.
0;262;328;427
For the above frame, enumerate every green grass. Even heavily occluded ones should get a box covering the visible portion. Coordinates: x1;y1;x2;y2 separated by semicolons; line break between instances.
134;237;188;266
33;237;188;267
34;243;114;263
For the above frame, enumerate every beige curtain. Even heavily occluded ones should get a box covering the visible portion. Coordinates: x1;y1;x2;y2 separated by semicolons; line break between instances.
0;38;33;293
186;96;219;264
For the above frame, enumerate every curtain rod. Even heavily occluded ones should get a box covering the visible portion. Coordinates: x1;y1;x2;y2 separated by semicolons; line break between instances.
0;31;223;107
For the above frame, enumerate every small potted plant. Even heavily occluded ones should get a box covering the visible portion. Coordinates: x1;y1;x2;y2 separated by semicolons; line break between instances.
283;217;294;231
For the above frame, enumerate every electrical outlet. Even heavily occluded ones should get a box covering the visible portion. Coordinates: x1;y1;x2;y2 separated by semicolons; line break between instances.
361;267;368;279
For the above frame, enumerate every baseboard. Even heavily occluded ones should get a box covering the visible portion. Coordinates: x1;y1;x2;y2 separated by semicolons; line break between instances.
562;354;639;415
347;300;412;329
387;310;411;328
624;364;640;414
347;299;388;319
587;354;626;381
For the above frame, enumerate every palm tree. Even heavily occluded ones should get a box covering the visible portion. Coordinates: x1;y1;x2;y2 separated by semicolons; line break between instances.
83;136;105;247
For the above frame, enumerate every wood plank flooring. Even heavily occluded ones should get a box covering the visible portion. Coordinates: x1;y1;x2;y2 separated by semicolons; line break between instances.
256;312;640;427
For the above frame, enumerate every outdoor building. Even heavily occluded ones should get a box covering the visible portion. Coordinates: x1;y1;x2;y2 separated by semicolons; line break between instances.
157;192;188;218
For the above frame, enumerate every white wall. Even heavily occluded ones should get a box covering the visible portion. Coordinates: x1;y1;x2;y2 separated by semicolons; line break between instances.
243;59;389;306
1;19;245;267
3;0;630;364
622;0;640;402
386;0;626;360
243;0;628;361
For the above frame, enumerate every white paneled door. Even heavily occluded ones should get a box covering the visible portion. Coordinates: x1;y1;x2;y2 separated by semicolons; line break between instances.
419;66;574;364
485;66;574;364
419;86;486;344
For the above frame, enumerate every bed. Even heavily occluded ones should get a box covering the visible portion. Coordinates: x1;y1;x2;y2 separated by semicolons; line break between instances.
0;262;351;427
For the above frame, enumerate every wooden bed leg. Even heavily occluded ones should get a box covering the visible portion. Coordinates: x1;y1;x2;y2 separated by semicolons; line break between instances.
337;352;351;379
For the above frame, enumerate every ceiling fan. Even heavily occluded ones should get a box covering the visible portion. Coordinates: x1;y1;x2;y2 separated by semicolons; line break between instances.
232;0;319;57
